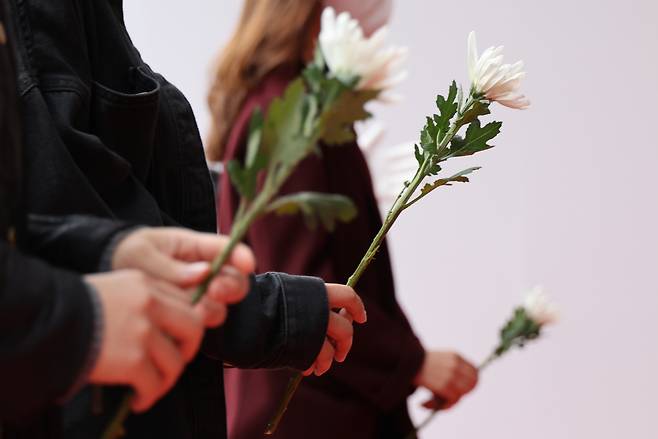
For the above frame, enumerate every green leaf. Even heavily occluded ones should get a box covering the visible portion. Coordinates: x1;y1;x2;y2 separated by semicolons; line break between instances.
494;307;542;357
227;109;267;200
414;144;424;167
419;167;480;196
460;100;491;126
450;119;502;157
302;94;320;138
320;88;378;145
226;160;253;199
420;116;439;154
434;81;458;138
303;61;325;95
245;108;266;170
427;158;442;176
267;192;358;231
263;79;311;168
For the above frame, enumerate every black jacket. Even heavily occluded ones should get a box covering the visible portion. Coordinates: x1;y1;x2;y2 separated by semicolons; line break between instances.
0;9;127;424
2;0;329;438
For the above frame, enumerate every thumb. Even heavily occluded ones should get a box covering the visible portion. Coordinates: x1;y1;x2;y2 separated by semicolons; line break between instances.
139;246;210;287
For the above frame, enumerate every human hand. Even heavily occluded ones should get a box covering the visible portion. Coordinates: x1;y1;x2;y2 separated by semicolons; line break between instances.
303;284;367;376
111;228;255;326
86;271;207;412
414;350;478;410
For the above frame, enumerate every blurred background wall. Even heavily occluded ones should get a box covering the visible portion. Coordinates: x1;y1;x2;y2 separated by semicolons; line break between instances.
124;1;658;437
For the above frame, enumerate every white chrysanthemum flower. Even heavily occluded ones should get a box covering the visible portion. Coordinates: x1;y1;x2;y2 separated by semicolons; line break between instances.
523;286;559;326
467;31;530;109
319;7;407;92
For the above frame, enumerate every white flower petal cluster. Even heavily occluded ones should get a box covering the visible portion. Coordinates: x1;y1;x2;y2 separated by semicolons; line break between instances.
319;7;407;92
523;286;559;326
467;31;530;109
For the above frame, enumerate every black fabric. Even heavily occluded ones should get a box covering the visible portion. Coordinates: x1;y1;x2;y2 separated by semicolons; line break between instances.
3;1;331;438
0;3;97;425
4;0;221;436
0;0;22;242
0;243;95;424
222;273;329;371
24;214;136;273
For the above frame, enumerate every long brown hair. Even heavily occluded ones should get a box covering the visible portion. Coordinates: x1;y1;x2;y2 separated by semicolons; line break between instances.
206;0;322;161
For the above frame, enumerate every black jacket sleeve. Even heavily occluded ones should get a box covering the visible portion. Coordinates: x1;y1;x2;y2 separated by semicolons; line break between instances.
0;243;96;421
23;214;135;273
215;273;329;371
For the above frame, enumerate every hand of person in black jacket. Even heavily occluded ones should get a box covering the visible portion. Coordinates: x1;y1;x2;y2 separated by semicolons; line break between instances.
303;284;367;377
110;228;255;327
85;270;207;412
85;228;256;412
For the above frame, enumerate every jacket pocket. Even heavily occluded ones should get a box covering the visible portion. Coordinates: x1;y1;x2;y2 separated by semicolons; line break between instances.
90;66;160;181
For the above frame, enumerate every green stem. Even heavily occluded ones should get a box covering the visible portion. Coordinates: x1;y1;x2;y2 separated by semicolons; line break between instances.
263;373;304;435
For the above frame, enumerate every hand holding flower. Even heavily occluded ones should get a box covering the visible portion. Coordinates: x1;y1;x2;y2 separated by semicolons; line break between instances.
303;284;368;377
414;351;479;411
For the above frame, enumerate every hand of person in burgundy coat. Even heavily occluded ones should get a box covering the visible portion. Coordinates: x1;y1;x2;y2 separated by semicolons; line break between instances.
414;351;479;410
111;227;255;326
86;270;207;412
303;284;368;376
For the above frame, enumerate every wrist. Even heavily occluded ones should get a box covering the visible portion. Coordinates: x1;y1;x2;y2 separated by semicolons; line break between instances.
101;227;144;271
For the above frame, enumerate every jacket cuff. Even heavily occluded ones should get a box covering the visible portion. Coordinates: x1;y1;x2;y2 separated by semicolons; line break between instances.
220;273;329;370
97;227;142;272
274;272;328;371
25;214;136;273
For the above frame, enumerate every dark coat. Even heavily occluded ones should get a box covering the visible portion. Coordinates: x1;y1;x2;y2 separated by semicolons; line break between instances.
0;3;128;428
3;1;329;438
219;67;426;439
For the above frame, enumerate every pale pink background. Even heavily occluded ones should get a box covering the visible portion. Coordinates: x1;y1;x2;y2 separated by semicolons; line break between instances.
124;1;658;437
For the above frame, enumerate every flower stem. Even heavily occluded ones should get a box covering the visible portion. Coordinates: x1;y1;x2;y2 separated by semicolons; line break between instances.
263;373;304;434
266;97;482;435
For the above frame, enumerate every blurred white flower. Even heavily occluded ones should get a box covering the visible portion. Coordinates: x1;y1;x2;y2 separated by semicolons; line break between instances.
319;7;407;92
467;31;530;109
523;286;559;326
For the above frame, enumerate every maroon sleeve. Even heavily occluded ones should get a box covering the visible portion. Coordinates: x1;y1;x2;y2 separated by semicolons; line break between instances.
219;77;425;411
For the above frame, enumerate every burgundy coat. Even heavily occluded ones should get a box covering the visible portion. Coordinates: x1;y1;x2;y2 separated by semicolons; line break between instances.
218;67;426;439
